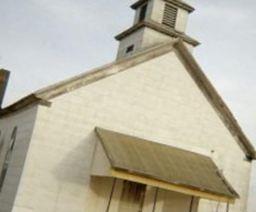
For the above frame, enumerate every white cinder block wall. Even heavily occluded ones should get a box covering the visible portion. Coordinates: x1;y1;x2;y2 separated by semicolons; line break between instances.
0;107;38;212
116;28;145;59
9;51;252;212
116;28;174;59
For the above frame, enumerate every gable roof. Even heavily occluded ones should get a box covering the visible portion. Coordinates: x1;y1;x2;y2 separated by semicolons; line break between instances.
1;40;255;159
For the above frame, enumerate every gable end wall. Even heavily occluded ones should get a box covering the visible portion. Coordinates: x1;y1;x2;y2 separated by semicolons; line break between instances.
0;106;38;212
12;51;252;212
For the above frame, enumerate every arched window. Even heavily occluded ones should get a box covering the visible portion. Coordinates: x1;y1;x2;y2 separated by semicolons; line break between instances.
0;126;18;191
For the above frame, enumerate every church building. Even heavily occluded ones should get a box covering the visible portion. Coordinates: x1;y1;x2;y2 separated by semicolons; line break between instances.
0;0;255;211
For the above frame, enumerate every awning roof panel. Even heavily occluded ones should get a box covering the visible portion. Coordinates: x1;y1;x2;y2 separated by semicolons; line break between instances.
95;127;239;200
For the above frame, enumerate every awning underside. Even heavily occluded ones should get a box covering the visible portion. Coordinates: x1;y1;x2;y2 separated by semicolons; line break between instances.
95;127;239;202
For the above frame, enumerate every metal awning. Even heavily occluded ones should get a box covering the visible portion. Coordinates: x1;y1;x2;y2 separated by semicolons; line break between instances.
94;127;239;203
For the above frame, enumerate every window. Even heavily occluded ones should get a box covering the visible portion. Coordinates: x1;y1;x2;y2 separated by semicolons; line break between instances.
162;4;178;28
0;126;18;191
139;4;147;22
119;181;146;212
126;45;134;54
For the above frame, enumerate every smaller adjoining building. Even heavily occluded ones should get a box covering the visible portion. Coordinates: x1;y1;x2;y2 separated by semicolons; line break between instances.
0;0;255;212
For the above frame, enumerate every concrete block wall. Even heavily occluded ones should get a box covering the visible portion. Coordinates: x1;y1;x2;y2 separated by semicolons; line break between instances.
141;27;174;48
11;51;251;212
175;7;189;32
116;28;145;59
0;106;38;212
117;27;173;59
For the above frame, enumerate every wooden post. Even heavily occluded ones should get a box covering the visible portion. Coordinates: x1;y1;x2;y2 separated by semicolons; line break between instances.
152;187;159;212
189;196;194;212
106;178;117;212
215;202;220;212
226;202;230;212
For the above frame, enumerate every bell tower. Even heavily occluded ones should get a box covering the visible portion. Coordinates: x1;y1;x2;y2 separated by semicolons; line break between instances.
115;0;199;60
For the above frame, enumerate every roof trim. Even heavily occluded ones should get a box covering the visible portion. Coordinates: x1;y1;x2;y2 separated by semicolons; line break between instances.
0;94;51;117
173;40;256;159
115;21;200;47
111;169;235;203
1;39;254;159
131;0;195;13
164;0;195;13
0;41;176;118
130;0;148;9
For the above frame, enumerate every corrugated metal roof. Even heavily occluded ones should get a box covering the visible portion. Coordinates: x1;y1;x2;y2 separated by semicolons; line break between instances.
95;127;239;199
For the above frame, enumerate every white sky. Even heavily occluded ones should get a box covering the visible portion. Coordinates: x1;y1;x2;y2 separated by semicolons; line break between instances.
0;0;256;210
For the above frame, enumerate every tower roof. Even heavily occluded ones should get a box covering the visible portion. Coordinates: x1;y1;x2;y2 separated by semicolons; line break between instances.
131;0;195;13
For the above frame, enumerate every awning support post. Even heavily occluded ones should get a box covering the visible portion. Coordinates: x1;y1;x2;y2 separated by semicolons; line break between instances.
215;202;220;212
106;178;117;212
189;196;195;212
152;187;159;212
226;202;230;212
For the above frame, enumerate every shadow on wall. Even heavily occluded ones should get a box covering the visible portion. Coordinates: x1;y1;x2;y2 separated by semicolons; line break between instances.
53;131;98;185
89;177;160;211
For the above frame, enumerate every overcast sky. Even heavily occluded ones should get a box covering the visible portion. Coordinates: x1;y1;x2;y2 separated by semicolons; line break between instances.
0;0;256;210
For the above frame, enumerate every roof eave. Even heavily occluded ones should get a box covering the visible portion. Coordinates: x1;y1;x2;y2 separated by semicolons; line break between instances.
0;40;176;118
164;0;195;13
115;21;200;47
0;94;51;118
131;0;148;9
173;40;256;160
131;0;195;13
111;168;237;203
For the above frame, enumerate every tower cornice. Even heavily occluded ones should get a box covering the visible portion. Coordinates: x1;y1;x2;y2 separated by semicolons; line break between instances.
131;0;195;13
115;21;200;47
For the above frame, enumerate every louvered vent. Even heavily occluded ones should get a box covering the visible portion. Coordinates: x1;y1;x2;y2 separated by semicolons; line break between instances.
162;4;178;28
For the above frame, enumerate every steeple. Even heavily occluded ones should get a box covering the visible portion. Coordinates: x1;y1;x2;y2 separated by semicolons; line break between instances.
115;0;199;60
